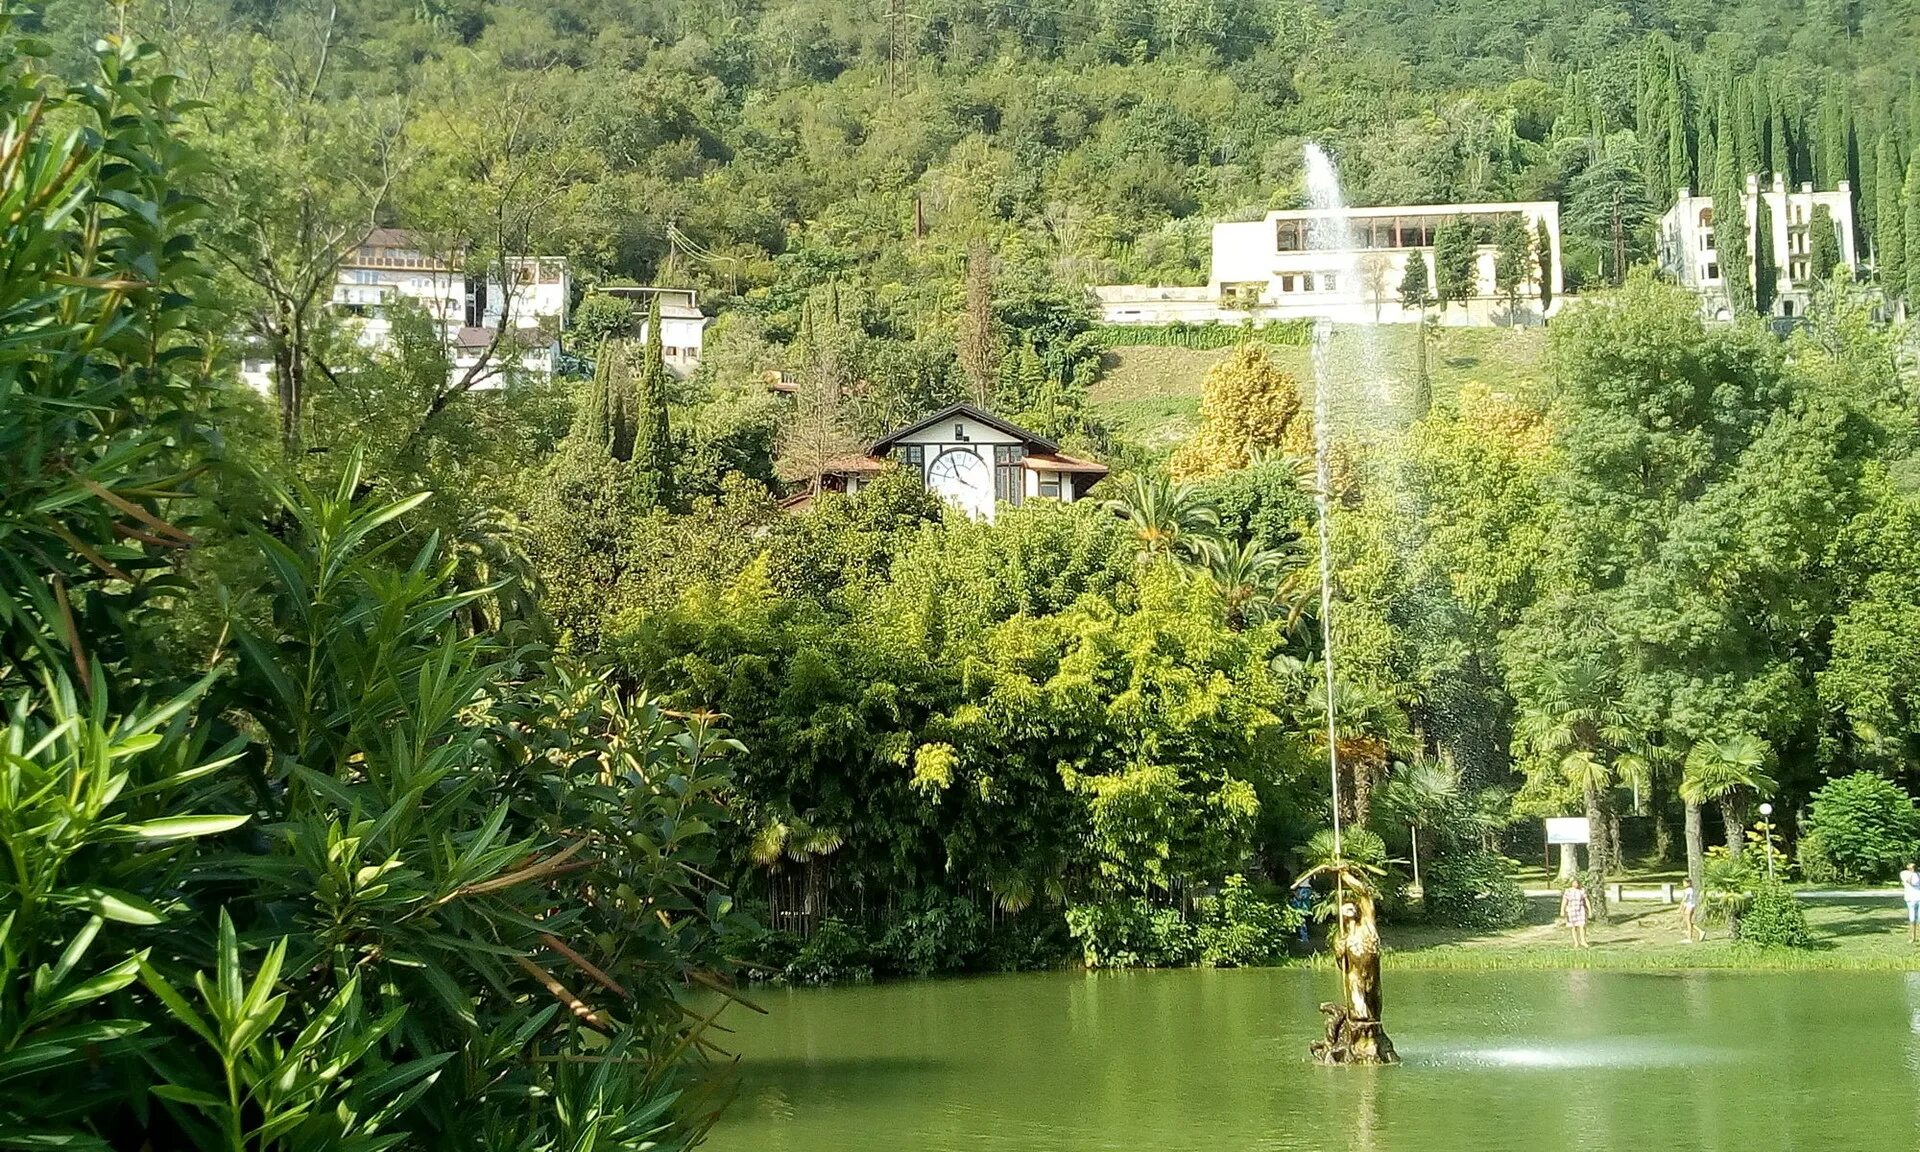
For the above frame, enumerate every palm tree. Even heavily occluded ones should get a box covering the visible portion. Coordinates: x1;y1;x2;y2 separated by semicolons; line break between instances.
1200;536;1305;629
1512;660;1628;879
1105;472;1218;562
1681;734;1777;875
1377;754;1461;890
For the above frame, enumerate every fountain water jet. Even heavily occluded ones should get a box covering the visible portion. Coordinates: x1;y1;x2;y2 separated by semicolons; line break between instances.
1300;142;1397;1067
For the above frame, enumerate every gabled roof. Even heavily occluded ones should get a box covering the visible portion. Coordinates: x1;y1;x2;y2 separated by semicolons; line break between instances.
868;403;1059;456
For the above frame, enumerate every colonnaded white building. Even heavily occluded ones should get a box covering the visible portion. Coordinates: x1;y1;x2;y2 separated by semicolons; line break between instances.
1096;201;1564;328
1655;174;1858;321
241;228;571;392
800;404;1108;521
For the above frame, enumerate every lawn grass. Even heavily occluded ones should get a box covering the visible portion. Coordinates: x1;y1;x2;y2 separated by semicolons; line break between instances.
1358;896;1920;971
1088;322;1550;457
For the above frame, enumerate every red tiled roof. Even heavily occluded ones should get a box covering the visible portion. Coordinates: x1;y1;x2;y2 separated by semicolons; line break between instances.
820;454;891;474
1022;452;1109;475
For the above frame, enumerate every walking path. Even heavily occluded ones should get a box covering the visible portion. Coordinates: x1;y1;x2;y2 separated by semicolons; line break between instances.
1521;886;1901;901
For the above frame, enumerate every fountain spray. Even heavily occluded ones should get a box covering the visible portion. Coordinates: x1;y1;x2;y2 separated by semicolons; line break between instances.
1311;317;1341;862
1299;143;1398;1065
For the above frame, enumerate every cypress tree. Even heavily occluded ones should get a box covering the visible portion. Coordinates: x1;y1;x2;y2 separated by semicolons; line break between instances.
1877;137;1906;293
1536;217;1555;310
1809;204;1843;282
1753;190;1778;315
1845;107;1866;253
1860;124;1881;247
1768;90;1791;185
1433;218;1479;310
1668;62;1692;193
1734;78;1760;180
1713;132;1754;314
631;294;675;509
577;337;618;456
1905;159;1920;306
1909;74;1920;158
1817;96;1843;189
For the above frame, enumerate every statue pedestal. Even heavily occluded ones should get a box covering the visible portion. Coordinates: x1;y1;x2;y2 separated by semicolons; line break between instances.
1311;1003;1399;1066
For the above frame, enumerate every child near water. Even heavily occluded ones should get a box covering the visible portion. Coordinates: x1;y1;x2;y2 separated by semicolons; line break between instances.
1559;877;1591;949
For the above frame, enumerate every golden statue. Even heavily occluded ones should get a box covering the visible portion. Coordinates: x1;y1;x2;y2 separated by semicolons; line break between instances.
1298;862;1397;1066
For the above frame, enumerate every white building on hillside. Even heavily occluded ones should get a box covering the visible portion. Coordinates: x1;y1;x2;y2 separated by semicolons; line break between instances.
1656;174;1858;320
795;404;1108;521
242;228;570;392
1096;201;1563;328
598;286;709;378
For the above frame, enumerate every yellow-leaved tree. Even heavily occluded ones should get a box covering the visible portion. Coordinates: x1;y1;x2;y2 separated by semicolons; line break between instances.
1170;344;1315;478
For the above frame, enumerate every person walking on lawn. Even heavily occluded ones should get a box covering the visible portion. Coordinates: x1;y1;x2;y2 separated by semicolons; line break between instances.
1559;877;1592;949
1678;879;1702;943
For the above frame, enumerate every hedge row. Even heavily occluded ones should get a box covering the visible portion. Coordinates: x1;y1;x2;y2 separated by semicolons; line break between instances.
1092;319;1314;350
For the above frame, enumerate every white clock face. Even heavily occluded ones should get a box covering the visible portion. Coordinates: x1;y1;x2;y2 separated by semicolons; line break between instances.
926;448;993;519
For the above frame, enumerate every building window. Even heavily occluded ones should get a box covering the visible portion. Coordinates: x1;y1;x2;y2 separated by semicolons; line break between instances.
1276;221;1303;251
1704;261;1720;281
1039;477;1061;499
1220;281;1264;307
1280;274;1297;293
993;445;1026;506
1300;275;1315;293
1321;272;1338;291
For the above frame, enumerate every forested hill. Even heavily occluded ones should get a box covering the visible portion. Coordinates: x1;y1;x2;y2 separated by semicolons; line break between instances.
28;0;1920;319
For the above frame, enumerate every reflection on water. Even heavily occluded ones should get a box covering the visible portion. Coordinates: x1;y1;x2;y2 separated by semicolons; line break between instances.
707;969;1920;1152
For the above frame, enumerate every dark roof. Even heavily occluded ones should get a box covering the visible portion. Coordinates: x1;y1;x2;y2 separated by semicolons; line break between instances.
868;403;1059;456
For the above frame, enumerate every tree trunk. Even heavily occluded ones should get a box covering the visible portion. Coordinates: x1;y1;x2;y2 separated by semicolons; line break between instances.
1684;798;1705;894
1584;780;1610;879
1650;772;1674;863
1608;805;1624;872
1719;796;1744;860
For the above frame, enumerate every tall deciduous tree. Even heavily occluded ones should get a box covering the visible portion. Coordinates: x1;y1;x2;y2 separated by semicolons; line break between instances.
958;241;997;406
1169;345;1313;478
194;19;404;448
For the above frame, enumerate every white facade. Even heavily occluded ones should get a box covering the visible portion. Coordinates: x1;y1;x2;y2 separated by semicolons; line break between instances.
600;286;709;378
1657;175;1858;320
1097;201;1563;328
820;405;1107;522
241;229;570;392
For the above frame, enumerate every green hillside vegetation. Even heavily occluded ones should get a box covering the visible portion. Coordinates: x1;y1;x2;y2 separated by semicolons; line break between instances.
1092;325;1551;450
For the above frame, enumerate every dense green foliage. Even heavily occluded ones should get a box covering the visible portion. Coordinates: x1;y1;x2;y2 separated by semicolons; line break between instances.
10;0;1920;1086
1805;772;1920;882
1736;879;1815;948
0;28;746;1150
1422;850;1530;931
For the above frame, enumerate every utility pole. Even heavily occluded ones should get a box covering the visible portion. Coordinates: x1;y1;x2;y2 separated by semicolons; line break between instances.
886;0;907;95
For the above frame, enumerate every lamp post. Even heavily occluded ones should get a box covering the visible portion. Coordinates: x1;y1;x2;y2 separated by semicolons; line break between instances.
1759;802;1776;881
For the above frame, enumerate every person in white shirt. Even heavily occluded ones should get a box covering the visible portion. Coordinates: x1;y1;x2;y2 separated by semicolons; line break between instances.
1678;881;1701;943
1901;863;1920;943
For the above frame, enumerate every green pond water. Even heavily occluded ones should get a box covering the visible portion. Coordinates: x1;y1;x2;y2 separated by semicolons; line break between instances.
704;968;1920;1151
